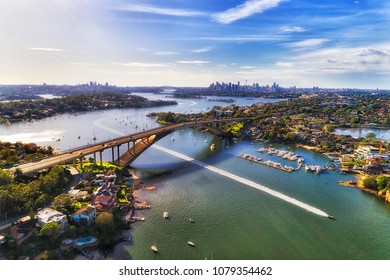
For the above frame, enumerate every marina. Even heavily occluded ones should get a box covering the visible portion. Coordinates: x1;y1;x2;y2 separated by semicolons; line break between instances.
237;154;296;172
258;147;303;162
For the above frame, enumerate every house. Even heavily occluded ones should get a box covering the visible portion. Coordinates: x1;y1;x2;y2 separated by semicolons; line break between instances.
92;194;116;210
355;145;381;159
36;208;69;229
72;206;96;224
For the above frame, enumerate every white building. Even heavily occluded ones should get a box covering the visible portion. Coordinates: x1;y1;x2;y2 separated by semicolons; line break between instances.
36;208;69;229
355;145;381;159
72;205;96;225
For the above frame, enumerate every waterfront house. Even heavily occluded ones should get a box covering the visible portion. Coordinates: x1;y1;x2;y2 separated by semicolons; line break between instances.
72;206;96;224
91;194;116;210
36;208;69;229
355;145;382;159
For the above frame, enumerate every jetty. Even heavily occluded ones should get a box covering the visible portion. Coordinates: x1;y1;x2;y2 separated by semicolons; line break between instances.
134;203;151;210
258;147;304;162
237;154;295;173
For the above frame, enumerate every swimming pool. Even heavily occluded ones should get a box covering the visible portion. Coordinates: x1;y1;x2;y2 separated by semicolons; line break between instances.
75;236;98;247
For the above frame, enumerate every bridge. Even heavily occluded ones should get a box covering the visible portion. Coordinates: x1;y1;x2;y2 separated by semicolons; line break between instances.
11;118;251;174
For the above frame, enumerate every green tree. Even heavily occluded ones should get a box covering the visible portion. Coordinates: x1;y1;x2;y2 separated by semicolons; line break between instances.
376;176;389;190
96;212;115;237
53;194;72;211
40;222;62;240
285;132;296;142
365;132;376;139
323;124;335;133
363;176;378;190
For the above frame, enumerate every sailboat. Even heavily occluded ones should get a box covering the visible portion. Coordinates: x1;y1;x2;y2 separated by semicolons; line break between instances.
92;131;97;141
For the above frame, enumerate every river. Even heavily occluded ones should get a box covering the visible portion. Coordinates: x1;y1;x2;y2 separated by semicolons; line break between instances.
1;93;390;259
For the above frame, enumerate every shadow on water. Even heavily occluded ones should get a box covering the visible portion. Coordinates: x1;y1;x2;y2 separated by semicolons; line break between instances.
102;240;134;260
130;137;233;179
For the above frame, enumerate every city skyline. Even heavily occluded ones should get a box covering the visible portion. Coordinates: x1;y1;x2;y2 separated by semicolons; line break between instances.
0;0;389;89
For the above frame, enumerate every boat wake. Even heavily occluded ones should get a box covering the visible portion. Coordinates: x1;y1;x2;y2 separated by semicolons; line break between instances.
153;145;331;219
92;120;332;219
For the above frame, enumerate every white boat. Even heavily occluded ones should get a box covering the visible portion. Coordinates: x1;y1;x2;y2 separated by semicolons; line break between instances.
151;245;158;252
189;218;194;223
210;144;215;151
187;241;195;247
163;212;169;219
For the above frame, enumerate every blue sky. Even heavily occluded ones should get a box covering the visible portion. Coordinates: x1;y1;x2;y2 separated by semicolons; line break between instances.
0;0;389;88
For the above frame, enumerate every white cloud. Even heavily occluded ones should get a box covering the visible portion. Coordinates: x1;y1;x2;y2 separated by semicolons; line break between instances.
275;62;293;67
116;4;206;17
193;35;286;42
69;62;95;66
240;66;255;69
24;47;70;52
286;45;390;74
285;38;329;48
113;62;172;68
279;26;306;33
137;47;149;52
176;60;210;65
153;51;181;55
213;0;286;24
191;47;213;53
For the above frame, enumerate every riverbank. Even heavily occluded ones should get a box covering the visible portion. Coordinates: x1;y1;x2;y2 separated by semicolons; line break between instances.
295;144;322;152
339;173;387;201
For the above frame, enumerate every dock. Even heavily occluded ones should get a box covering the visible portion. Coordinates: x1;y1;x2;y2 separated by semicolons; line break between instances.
129;216;145;223
237;154;294;173
134;204;151;210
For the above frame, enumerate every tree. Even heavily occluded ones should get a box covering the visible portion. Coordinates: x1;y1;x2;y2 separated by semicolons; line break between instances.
376;176;389;190
96;212;115;237
285;132;296;142
323;124;335;133
365;132;376;139
40;222;61;240
363;176;378;190
53;194;72;211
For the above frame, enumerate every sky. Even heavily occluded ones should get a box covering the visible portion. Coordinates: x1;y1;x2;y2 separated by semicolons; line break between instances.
0;0;389;89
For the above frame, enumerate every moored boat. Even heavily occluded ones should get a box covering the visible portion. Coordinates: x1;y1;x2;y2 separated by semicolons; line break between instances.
151;245;158;252
187;241;195;247
163;212;169;219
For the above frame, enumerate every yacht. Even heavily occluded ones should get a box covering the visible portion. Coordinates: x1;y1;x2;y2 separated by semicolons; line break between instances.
187;241;195;247
151;245;158;252
163;212;169;219
189;218;194;223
